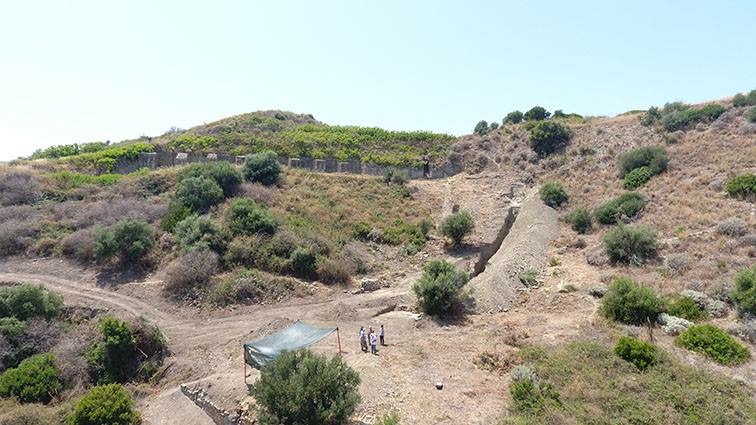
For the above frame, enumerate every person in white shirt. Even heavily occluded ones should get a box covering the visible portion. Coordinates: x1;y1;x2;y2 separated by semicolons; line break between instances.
369;327;378;355
359;326;367;352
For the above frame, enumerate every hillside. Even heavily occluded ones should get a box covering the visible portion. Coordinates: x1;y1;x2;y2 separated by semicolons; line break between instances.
0;91;755;425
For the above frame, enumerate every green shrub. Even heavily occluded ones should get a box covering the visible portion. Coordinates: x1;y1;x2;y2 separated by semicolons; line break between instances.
473;120;490;135
243;151;282;186
603;225;657;265
600;277;662;325
594;192;646;225
179;162;241;197
439;211;474;246
166;133;218;152
173;214;227;254
567;208;591;234
0;284;62;320
622;166;654;189
510;377;560;415
639;106;661;126
94;219;154;262
733;89;756;107
0;353;62;403
725;173;756;200
67;384;140;425
614;336;657;371
617;146;668;178
539;181;568;208
86;317;136;384
252;350;360;425
524;106;550;121
225;198;277;236
47;171;122;189
412;260;468;315
529;121;571;156
732;265;756;315
288;248;317;279
66;142;154;173
503;111;524;124
518;269;538;287
174;175;224;213
667;296;707;321
160;203;192;232
660;104;726;131
676;324;750;365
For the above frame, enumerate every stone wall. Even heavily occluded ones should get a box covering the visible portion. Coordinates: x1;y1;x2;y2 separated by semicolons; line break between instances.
180;384;254;425
112;151;460;180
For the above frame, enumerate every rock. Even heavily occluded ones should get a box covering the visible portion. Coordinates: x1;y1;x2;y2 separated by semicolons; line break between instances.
658;313;692;336
351;278;389;294
587;285;607;298
705;299;728;318
435;382;443;390
679;290;708;308
727;319;756;344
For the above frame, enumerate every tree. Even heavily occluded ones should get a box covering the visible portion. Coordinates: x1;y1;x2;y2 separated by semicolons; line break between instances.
503;111;524;124
539;181;568;208
440;211;474;246
600;277;662;325
94;219;155;262
173;214;227;254
252;350;361;425
0;284;63;320
473;120;490;135
0;353;62;403
179;162;242;198
86;317;136;384
225;198;278;235
67;384;141;425
732;265;756;315
529;121;571;156
524;106;550;121
243;151;282;186
174;175;224;213
412;259;468;315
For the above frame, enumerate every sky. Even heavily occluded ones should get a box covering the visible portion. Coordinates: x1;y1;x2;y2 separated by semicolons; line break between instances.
1;0;754;160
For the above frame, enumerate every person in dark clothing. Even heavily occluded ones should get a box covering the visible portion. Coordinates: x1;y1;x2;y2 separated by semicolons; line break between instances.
379;324;385;346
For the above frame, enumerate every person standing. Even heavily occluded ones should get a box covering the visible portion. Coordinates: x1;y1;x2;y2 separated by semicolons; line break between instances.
379;324;385;346
359;326;367;352
369;327;378;355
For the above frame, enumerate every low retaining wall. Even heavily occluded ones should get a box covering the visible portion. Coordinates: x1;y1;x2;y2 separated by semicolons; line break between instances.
180;384;254;425
113;151;460;180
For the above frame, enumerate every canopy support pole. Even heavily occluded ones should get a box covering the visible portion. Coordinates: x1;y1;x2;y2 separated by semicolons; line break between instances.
243;347;248;385
336;327;342;359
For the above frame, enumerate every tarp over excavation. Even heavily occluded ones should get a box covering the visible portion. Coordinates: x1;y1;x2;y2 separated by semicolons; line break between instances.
244;320;337;369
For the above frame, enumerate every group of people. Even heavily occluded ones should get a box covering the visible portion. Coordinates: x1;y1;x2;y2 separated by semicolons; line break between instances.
358;325;385;355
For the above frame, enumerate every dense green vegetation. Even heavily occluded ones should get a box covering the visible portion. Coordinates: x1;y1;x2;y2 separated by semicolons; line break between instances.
567;207;591;234
47;171;123;189
94;219;155;263
667;295;707;321
614;336;657;371
0;284;63;321
440;210;474;246
0;353;62;403
524;106;550;121
528;121;571;156
732;265;755;315
30;141;110;160
676;324;750;365
179;162;242;197
641;102;728;131
594;192;646;224
67;384;141;425
732;89;756;107
603;225;658;264
225;198;278;236
65;142;155;172
725;173;756;200
617;146;668;189
503;111;523;124
243;151;282;186
600;277;662;325
539;181;568;208
412;259;468;315
252;349;360;425
502;342;756;424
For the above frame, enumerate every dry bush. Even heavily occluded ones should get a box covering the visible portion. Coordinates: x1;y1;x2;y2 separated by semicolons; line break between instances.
75;197;168;228
238;182;277;205
163;250;219;296
665;253;690;275
61;228;99;262
317;258;353;285
0;220;36;257
339;242;372;274
716;217;748;237
0;205;36;222
0;172;40;206
51;325;96;392
0;400;60;425
223;235;266;268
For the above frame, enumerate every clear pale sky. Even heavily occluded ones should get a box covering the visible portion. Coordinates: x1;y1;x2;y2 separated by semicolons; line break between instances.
1;0;754;160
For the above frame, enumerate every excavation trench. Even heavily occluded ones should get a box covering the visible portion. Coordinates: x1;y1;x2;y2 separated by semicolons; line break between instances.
472;205;520;277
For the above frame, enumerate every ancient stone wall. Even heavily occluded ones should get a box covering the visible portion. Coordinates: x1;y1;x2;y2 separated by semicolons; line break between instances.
180;384;254;425
112;151;461;180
